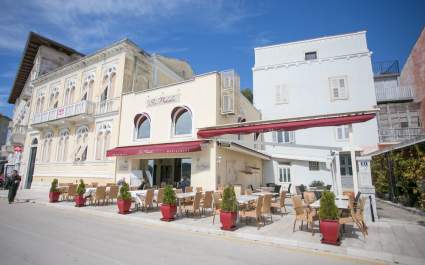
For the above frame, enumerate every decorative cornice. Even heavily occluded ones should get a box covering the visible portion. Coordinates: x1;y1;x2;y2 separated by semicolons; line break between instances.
252;52;372;72
32;40;140;87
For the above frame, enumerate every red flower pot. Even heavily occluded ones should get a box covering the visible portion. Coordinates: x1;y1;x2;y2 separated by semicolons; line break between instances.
320;219;340;245
220;211;237;231
49;191;61;202
160;204;177;221
74;195;86;207
117;199;132;214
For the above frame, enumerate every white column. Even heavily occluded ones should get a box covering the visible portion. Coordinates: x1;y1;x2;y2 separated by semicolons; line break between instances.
357;156;378;222
334;151;343;195
348;124;359;194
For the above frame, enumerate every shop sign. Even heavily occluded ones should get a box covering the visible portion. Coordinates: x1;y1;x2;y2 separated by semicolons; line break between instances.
147;94;179;107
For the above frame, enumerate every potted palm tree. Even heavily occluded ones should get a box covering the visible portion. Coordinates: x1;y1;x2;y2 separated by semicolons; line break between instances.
319;191;340;245
220;185;238;231
117;182;132;214
160;185;177;221
74;179;86;207
49;178;61;202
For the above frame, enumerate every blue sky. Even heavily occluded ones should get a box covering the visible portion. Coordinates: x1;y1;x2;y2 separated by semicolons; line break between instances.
0;0;424;118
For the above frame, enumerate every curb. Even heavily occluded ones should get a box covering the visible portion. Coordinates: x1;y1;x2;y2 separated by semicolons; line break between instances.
376;198;425;217
26;199;425;265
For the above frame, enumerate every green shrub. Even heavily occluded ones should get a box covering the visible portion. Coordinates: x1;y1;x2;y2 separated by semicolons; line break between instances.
118;182;131;201
310;180;325;188
162;185;176;205
76;179;86;196
319;191;339;220
50;178;59;193
221;185;238;212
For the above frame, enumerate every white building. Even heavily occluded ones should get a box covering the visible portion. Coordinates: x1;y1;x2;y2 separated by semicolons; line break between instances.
253;31;379;195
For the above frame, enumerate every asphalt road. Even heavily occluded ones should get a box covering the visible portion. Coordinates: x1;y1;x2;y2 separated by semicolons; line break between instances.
0;199;380;265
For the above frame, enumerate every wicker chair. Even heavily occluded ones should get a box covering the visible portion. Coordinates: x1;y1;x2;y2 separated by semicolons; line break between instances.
271;191;287;215
262;194;273;223
155;188;165;207
201;191;214;215
107;185;119;204
241;195;264;229
91;186;106;206
185;192;202;217
212;192;222;224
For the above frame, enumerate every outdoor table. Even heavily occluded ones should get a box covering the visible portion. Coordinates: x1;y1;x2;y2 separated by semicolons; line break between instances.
237;195;258;204
252;192;279;197
175;192;197;216
84;187;111;198
309;198;349;209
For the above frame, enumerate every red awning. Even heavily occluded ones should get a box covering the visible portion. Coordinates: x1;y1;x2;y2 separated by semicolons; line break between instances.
197;113;375;138
106;140;207;157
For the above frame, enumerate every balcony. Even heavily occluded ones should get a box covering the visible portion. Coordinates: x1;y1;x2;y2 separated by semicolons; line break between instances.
95;98;120;115
375;86;415;102
379;128;425;143
9;125;27;145
31;100;95;127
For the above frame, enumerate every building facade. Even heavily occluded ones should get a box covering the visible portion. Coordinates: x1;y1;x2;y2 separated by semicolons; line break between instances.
400;27;425;128
108;70;265;190
19;38;194;188
373;60;424;144
1;32;83;177
253;31;379;194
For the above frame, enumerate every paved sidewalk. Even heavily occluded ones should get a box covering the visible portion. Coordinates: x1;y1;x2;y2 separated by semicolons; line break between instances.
2;188;425;265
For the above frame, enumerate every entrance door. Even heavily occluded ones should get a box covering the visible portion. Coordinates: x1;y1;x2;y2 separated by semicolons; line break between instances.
25;146;37;189
339;153;353;190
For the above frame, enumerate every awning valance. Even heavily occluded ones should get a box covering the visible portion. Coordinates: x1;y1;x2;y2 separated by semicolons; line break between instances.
197;112;375;138
106;140;207;157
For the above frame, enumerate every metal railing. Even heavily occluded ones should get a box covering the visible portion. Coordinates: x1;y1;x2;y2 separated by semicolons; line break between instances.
95;98;119;115
31;100;94;124
373;60;399;76
379;128;425;143
375;86;415;102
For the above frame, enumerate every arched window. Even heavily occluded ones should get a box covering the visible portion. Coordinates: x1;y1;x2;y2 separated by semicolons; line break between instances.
171;106;192;136
57;129;70;161
81;73;95;101
95;122;112;160
75;126;89;161
134;113;151;139
100;66;116;101
64;80;76;106
42;131;53;162
49;86;60;109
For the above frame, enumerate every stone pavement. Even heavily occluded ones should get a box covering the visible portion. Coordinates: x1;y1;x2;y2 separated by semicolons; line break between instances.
2;187;425;265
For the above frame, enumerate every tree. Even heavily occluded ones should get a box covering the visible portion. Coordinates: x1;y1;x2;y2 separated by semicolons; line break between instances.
241;88;253;103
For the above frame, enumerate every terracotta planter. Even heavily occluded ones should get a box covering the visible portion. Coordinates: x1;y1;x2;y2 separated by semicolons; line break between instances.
160;204;177;221
74;195;86;207
117;199;132;214
220;211;237;231
49;191;61;202
320;219;340;245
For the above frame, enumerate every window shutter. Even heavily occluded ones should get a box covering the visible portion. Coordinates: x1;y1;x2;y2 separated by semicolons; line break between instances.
275;85;288;104
339;78;346;98
289;131;295;143
272;131;277;143
220;70;238;114
331;79;339;99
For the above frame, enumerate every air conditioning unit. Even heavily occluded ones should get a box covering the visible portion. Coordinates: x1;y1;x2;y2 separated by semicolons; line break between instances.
220;70;240;115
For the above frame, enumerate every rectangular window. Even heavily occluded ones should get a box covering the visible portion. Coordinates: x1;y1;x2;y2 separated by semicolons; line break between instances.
335;125;350;141
309;161;320;171
275;84;289;104
273;131;295;144
339;154;352;176
329;76;348;100
278;165;291;182
305;51;317;60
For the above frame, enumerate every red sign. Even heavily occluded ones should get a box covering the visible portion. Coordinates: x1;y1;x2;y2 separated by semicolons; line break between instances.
14;146;23;152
